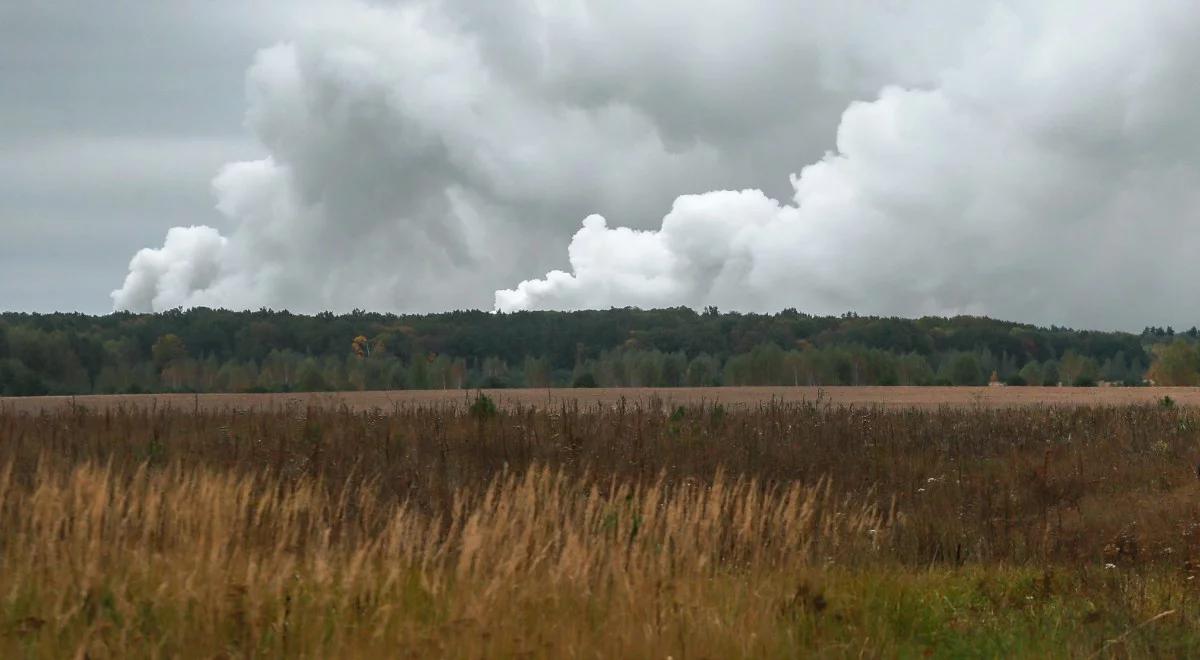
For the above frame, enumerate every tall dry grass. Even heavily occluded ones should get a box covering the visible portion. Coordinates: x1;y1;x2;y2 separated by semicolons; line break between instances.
0;457;882;657
4;399;1200;656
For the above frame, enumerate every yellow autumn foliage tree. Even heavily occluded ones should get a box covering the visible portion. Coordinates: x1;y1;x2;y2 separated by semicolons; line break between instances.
1145;341;1200;386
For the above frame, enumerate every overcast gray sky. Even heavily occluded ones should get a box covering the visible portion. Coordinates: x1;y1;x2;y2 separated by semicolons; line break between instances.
0;3;277;312
5;1;1200;329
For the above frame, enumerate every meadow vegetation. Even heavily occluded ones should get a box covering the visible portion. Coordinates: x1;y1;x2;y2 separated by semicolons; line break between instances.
3;396;1200;656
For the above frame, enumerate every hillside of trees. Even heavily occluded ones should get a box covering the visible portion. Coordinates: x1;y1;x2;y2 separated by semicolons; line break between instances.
0;307;1190;396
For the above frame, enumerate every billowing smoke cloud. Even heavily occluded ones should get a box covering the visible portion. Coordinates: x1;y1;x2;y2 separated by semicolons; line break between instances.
113;226;228;313
115;1;1200;329
113;1;861;314
499;1;1200;329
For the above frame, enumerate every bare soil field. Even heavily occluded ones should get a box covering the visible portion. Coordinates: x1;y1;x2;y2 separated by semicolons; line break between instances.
2;385;1197;414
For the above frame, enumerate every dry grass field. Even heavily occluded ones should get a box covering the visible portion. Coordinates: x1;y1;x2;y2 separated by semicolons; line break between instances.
5;385;1200;414
3;396;1200;656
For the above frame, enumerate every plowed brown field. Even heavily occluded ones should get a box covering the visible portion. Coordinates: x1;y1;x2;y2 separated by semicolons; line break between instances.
3;385;1198;414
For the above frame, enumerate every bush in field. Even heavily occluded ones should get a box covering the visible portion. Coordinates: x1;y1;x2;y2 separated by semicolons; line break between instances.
469;391;498;419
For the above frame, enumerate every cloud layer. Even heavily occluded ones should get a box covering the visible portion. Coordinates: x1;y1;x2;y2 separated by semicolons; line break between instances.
113;1;1200;329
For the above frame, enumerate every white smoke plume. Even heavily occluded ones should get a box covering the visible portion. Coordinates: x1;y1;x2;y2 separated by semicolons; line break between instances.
115;1;1200;329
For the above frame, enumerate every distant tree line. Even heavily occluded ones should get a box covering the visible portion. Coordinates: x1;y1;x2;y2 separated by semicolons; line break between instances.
0;306;1187;396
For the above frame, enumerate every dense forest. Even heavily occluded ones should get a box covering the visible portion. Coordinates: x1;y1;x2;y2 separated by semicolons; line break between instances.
0;307;1193;396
